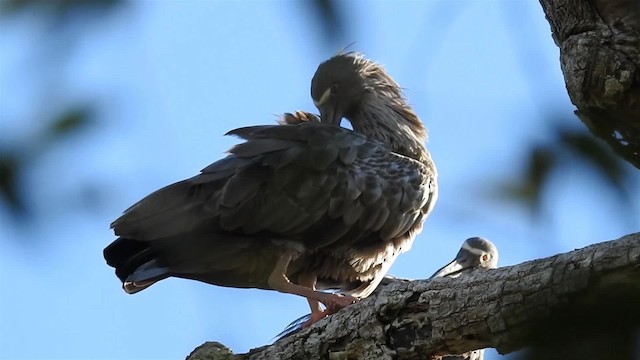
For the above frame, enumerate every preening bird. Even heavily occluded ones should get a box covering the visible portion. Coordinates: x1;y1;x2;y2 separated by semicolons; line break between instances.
277;237;498;340
104;53;437;327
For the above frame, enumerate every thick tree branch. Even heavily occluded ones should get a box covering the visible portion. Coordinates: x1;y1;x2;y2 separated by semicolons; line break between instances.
539;0;640;168
187;232;640;360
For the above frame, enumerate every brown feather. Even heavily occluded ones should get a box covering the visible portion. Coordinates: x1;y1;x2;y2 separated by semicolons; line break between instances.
105;54;437;327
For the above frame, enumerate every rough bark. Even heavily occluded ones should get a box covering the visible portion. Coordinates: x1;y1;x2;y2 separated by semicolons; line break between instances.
539;0;640;168
186;232;640;360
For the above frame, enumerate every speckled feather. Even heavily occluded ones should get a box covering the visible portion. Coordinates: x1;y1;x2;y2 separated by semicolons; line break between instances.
105;53;437;315
107;120;435;296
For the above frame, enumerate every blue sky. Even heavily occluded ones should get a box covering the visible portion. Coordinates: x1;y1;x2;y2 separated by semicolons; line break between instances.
1;1;638;359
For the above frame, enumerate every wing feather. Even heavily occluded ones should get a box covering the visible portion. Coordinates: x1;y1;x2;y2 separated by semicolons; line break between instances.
371;205;391;231
361;175;382;205
343;200;365;226
339;146;358;164
112;122;436;255
230;139;295;157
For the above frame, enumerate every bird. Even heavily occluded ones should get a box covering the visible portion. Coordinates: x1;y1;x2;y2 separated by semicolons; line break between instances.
276;237;498;341
434;237;498;360
103;52;437;327
429;236;498;279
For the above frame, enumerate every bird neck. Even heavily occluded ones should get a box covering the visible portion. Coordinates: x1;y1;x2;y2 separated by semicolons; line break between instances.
349;91;429;163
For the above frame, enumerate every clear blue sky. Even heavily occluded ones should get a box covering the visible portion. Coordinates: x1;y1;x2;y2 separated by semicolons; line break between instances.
1;1;638;359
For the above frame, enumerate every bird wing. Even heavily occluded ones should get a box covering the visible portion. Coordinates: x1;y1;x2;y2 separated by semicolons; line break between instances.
441;351;485;360
111;122;435;250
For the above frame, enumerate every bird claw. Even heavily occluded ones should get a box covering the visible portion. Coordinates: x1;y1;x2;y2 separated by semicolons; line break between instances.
278;111;320;125
323;293;358;314
300;294;358;328
302;310;328;328
298;294;358;328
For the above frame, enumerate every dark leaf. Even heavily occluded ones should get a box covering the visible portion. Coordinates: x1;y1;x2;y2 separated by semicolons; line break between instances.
47;106;93;138
308;0;344;43
557;128;630;200
497;145;556;214
0;0;123;16
0;152;27;215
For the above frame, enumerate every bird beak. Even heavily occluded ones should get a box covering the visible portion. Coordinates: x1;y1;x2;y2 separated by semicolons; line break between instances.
319;104;343;126
429;257;467;279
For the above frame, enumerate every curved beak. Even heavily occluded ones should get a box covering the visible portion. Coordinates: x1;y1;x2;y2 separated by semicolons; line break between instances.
429;254;471;279
318;103;343;126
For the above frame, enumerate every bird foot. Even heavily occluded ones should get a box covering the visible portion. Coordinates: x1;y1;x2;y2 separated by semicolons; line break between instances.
322;293;358;314
301;309;329;328
301;294;358;328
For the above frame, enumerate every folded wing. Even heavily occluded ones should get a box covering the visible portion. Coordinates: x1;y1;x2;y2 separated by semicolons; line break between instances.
105;122;435;291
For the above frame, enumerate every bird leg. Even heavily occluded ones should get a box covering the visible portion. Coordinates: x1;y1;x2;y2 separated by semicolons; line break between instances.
296;272;326;327
268;250;358;327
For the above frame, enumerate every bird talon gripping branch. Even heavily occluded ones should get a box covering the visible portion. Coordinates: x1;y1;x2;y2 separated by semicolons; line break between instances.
276;237;499;343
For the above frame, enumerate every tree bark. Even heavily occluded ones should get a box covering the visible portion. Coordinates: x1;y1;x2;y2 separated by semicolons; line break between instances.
186;232;640;360
538;0;640;168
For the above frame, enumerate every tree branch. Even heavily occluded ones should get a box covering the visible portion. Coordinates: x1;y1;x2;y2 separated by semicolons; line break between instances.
538;0;640;168
186;232;640;360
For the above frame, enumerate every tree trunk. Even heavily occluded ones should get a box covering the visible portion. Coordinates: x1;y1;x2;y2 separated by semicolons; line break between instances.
186;232;640;360
539;0;640;168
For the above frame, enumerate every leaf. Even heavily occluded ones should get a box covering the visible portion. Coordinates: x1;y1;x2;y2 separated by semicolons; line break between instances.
0;152;27;215
0;0;123;16
557;128;630;200
497;145;556;215
47;106;93;137
309;0;344;43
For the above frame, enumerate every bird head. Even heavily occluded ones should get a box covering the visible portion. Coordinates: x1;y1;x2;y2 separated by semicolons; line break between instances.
311;53;429;161
311;53;367;126
430;237;499;279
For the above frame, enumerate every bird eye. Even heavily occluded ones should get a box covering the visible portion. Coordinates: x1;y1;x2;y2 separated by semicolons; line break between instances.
331;83;339;92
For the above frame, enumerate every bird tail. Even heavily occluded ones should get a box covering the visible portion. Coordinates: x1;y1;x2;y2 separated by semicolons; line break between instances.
273;313;312;341
104;238;169;294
